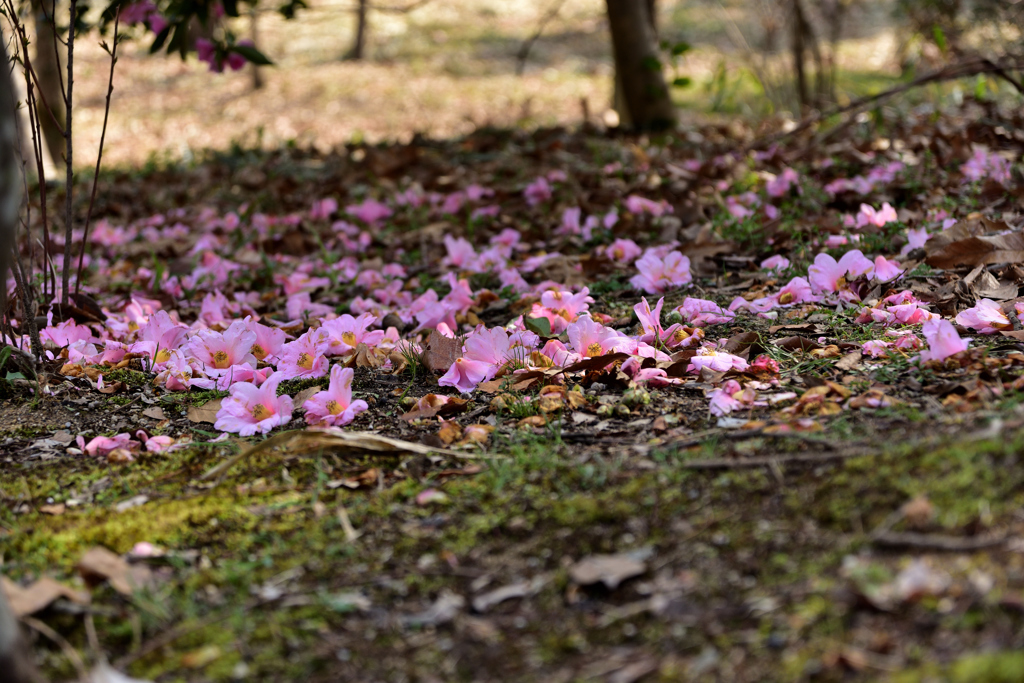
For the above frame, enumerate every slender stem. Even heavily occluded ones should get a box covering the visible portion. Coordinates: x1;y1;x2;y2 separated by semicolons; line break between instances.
60;0;75;307
76;9;119;297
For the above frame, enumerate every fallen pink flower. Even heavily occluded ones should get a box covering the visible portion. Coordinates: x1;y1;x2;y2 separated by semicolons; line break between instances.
215;373;294;436
303;365;369;427
955;299;1011;334
630;251;692;294
918;318;971;363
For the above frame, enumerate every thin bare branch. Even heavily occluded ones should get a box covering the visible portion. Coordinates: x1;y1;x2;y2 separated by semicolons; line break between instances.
76;10;120;297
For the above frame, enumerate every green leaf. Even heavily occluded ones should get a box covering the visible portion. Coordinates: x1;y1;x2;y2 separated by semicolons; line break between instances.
232;44;274;66
671;41;691;56
5;372;25;380
148;24;170;54
641;55;662;72
932;25;947;53
672;76;692;88
524;316;552;337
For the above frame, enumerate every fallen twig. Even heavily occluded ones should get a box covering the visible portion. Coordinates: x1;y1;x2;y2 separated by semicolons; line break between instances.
872;531;1008;552
682;449;870;470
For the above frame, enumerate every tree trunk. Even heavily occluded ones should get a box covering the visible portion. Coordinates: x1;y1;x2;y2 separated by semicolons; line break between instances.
605;0;675;131
347;0;368;60
31;0;66;169
1;26;24;309
250;6;263;89
0;37;33;677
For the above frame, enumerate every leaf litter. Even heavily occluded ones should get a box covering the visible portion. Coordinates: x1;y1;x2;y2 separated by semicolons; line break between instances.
5;98;1024;679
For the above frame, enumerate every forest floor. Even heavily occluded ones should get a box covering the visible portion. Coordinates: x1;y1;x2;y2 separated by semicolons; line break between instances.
5;93;1024;682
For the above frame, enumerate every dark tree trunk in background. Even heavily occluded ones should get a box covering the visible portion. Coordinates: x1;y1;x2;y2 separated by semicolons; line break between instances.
347;0;368;60
250;6;263;89
31;0;66;169
0;42;34;683
1;27;23;306
606;0;675;131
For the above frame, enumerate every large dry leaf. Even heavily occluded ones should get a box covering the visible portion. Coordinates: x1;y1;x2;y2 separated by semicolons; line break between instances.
1;576;90;617
78;547;153;596
562;352;629;373
420;329;461;374
925;220;1024;269
187;398;222;424
201;428;487;480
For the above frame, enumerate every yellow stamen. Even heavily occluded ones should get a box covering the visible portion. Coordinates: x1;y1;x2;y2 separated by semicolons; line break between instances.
213;350;230;369
251;404;269;420
298;352;313;369
326;399;341;415
252;343;267;360
586;342;602;357
779;292;794;305
342;331;357;346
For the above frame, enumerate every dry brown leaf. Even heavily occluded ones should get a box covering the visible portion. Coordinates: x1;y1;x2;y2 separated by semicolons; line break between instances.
187;398;222;424
437;421;463;445
835;353;862;372
78;546;153;596
201;428;482;480
1;576;90;617
39;503;66;515
568;553;647;589
141;406;166;420
293;386;321;407
562;352;629;373
925;220;1024;269
420;329;461;374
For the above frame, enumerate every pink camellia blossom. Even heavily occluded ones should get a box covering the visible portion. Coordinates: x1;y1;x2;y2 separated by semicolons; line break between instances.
463;326;511;367
154;350;194;391
687;346;749;374
196;38;223;72
606;238;642;265
774;277;819;306
567;316;630;358
276;330;330;380
807;250;875;296
707;379;756;416
530;287;593;334
766;168;799;197
889;303;935;325
442;236;478;271
187;323;258;377
215;373;294;436
861;340;892;358
225;41;252;72
955;299;1011;334
918;318;971;363
899;228;930;257
346;199;392;224
872;255;904;283
135;430;178;453
310;198;338;220
890;332;922;351
677;297;734;326
77;433;134;458
634;297;666;344
855;202;898;228
321;313;385;356
630;251;692;294
524;177;552;206
625;194;671;217
961;148;1012;185
303;365;368;427
244;317;286;362
438;356;492;393
760;255;790;272
557;207;583;236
